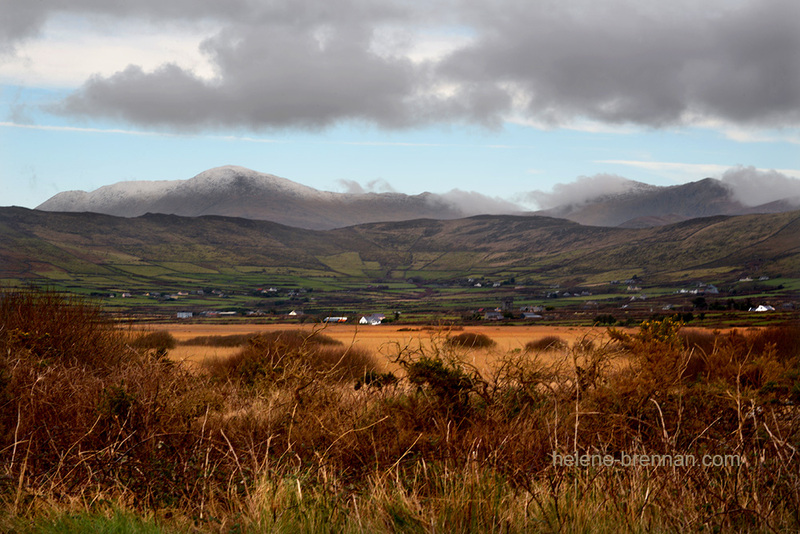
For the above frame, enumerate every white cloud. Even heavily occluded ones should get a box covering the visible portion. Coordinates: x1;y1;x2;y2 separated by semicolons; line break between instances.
335;178;397;194
720;166;800;206
369;25;476;64
523;165;800;211
684;114;800;146
0;15;216;87
336;179;365;194
506;115;639;135
436;188;521;214
525;174;647;209
0;121;281;144
599;159;800;182
597;160;732;182
721;128;800;146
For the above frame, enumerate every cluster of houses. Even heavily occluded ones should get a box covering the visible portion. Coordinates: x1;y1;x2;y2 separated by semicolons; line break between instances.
545;289;593;299
322;314;386;325
480;302;546;321
675;283;719;295
176;310;239;319
120;276;794;322
176;311;390;324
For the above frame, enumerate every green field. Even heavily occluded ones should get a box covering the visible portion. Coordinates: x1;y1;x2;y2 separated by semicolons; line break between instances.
0;207;798;323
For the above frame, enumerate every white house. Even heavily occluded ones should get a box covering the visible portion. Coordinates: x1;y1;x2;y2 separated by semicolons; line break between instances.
750;305;775;312
359;314;386;325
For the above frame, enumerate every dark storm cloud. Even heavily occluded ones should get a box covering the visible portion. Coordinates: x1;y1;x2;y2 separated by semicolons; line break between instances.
11;0;799;130
442;0;800;128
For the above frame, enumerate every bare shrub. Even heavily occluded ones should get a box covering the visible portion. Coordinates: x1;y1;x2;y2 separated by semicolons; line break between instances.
747;323;800;362
129;329;177;356
181;333;260;347
525;335;567;352
679;328;719;355
204;328;378;386
313;345;379;380
0;288;226;510
444;332;495;349
0;288;129;370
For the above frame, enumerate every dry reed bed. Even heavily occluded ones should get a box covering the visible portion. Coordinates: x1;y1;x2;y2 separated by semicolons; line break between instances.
2;289;799;532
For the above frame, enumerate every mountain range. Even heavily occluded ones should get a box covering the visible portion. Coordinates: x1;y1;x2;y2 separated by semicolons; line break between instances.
35;166;498;230
35;165;800;229
537;177;800;228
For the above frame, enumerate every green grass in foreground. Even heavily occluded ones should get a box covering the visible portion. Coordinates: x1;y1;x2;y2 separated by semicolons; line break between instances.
7;510;169;534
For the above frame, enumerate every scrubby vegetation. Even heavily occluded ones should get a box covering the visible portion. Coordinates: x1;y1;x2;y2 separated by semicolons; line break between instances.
444;331;496;349
130;330;178;354
1;288;799;532
204;329;377;385
525;335;568;352
180;333;260;347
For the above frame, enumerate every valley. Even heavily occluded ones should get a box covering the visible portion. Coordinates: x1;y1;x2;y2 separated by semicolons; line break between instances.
1;206;798;326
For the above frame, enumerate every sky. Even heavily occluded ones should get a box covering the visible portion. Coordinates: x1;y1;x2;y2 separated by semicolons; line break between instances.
1;0;799;211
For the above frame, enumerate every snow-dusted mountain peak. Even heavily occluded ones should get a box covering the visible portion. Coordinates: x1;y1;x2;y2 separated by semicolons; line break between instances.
35;165;483;228
36;166;788;230
189;166;325;198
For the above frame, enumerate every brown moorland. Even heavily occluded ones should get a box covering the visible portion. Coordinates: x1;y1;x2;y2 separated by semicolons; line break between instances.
149;322;630;372
3;288;798;532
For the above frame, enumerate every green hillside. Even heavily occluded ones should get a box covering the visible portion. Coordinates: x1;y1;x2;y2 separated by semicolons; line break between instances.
1;207;798;317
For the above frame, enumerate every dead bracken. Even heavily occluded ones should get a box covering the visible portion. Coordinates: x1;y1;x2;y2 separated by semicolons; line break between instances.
1;288;798;532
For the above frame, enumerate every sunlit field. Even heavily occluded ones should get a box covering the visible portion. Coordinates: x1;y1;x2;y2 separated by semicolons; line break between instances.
157;322;616;371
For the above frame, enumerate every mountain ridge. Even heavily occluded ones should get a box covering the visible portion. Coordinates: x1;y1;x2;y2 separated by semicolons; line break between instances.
35;165;800;229
3;207;798;290
36;166;499;230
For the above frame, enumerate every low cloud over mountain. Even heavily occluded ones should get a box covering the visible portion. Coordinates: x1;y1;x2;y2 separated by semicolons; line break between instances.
524;174;658;210
36;165;800;229
36;166;521;230
720;166;800;207
526;167;800;227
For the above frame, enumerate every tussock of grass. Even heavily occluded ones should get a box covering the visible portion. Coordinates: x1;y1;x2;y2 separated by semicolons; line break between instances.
204;328;376;385
129;330;177;352
180;333;259;347
2;288;799;532
525;335;568;352
444;332;495;348
0;288;128;370
679;327;719;354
